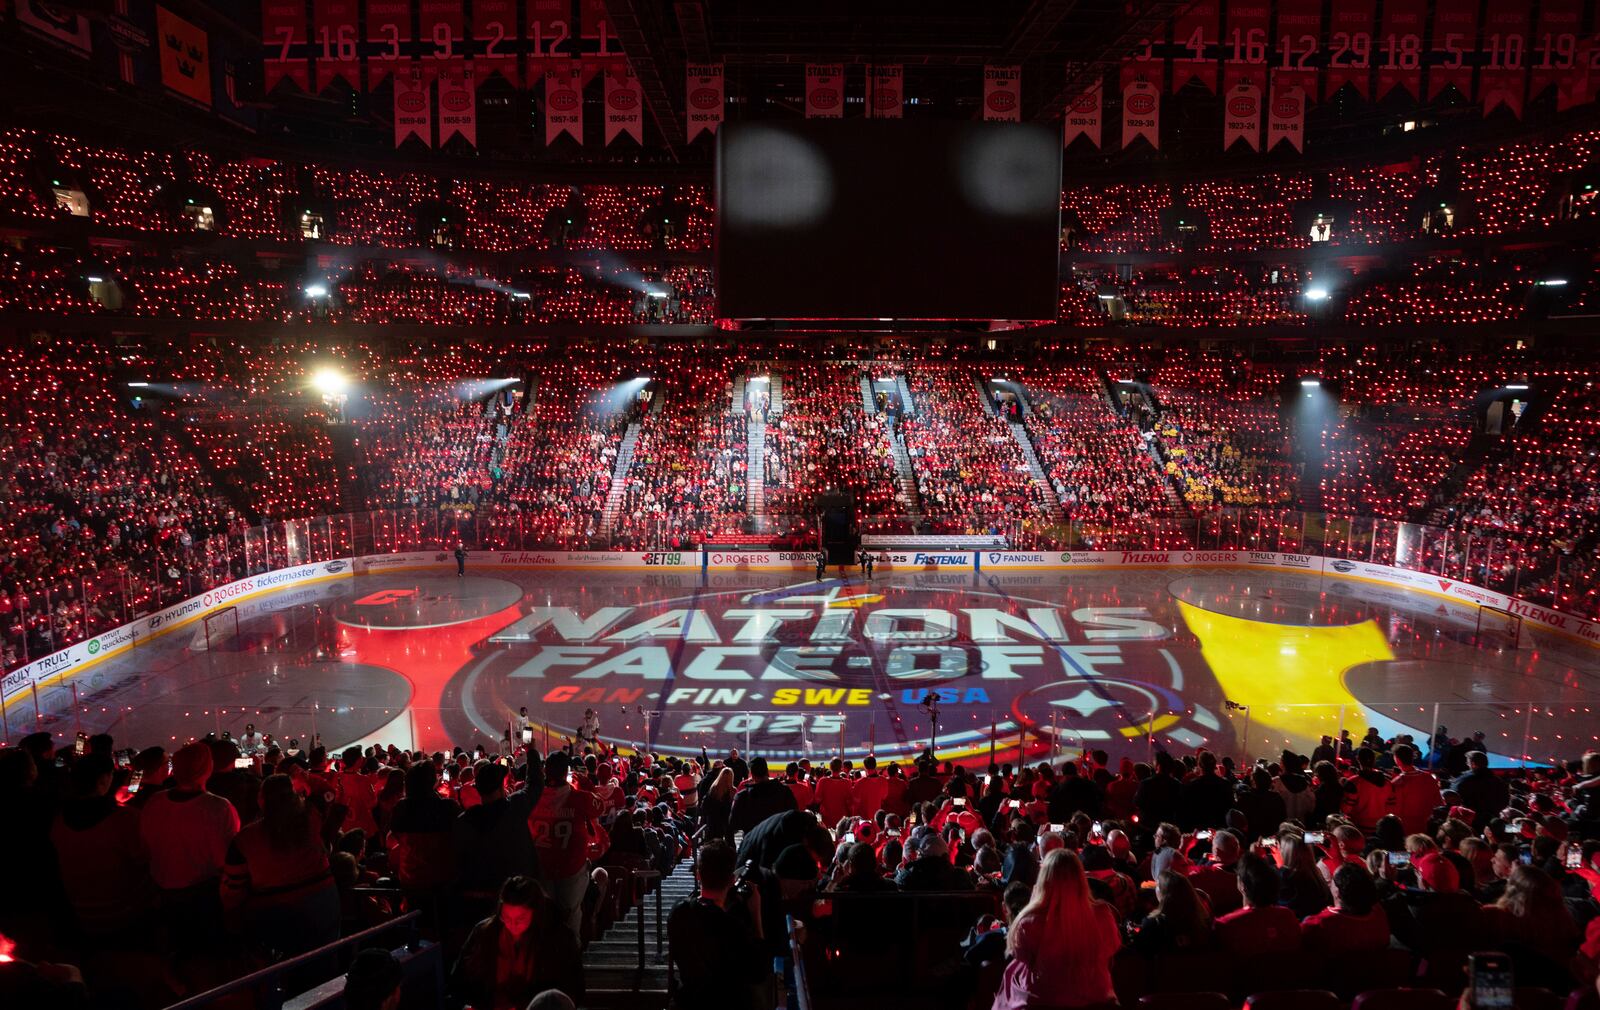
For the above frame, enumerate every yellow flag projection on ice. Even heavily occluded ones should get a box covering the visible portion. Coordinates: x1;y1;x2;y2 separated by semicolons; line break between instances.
1176;600;1395;750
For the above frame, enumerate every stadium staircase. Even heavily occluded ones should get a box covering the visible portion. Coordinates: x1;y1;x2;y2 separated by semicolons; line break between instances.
582;858;696;1009
860;375;877;414
973;373;997;416
769;372;783;414
730;374;746;412
150;415;264;525
886;416;925;528
895;374;916;416
747;405;768;533
1009;421;1064;519
600;422;643;538
1425;431;1500;526
323;423;366;515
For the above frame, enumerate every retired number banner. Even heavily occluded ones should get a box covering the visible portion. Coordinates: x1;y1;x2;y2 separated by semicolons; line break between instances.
313;0;359;91
1530;0;1582;101
474;0;519;86
420;0;465;71
1376;0;1427;101
805;64;844;118
262;0;309;92
1171;0;1218;93
365;0;409;87
983;65;1021;120
1429;0;1478;100
685;63;724;141
1273;0;1321;106
1323;0;1374;100
1480;0;1532;117
1222;1;1269;94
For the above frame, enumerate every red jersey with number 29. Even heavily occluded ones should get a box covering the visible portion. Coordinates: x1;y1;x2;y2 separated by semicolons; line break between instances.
528;783;605;877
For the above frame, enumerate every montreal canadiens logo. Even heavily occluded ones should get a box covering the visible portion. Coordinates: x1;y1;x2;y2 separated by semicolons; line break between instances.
398;91;426;113
987;91;1017;112
608;89;638;110
1127;93;1156;115
1072;92;1098;113
810;87;840;109
1228;95;1257;116
442;92;472;112
873;90;899;110
1274;96;1299;117
690;87;719;109
550;90;580;111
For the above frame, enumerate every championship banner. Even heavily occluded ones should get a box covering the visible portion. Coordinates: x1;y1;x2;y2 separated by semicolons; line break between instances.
1063;78;1102;148
1267;75;1306;152
1428;0;1478;100
1531;0;1582;100
1480;0;1531;118
1122;78;1160;150
983;64;1021;120
473;0;519;86
603;64;643;144
805;63;844;118
1170;0;1218;93
545;61;584;144
156;5;209;107
312;0;359;91
420;0;465;69
685;63;723;141
1221;1;1268;94
438;60;477;146
1323;0;1374;100
867;64;903;119
394;62;432;148
1273;0;1321;105
1222;80;1261;151
1375;0;1426;100
365;0;410;87
261;0;308;92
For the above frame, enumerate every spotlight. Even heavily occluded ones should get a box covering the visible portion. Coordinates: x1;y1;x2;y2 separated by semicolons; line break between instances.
1305;287;1330;301
85;275;104;283
311;368;349;396
1300;378;1322;388
127;381;149;388
1535;279;1568;287
304;283;329;299
1505;384;1529;391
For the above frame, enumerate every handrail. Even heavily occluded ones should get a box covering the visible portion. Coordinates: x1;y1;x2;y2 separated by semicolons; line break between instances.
162;910;423;1010
789;914;814;1010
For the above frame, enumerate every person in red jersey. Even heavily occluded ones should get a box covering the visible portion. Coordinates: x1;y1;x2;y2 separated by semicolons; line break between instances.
1301;863;1391;956
528;752;604;936
1215;852;1303;955
1389;743;1443;835
815;757;854;827
784;762;815;811
851;754;890;818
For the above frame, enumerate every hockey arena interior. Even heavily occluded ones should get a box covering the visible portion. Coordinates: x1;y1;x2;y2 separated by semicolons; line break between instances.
6;3;1600;1010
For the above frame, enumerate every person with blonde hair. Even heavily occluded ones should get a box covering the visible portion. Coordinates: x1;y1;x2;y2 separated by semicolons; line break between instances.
993;848;1121;1009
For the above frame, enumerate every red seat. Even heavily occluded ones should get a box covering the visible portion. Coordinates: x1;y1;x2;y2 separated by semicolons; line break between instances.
1351;988;1455;1010
1245;991;1340;1010
1140;994;1230;1010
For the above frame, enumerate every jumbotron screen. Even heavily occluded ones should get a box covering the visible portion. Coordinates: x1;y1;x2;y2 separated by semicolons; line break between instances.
715;120;1062;321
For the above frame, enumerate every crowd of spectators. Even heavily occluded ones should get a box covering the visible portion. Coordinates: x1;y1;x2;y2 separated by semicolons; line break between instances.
7;712;1600;1010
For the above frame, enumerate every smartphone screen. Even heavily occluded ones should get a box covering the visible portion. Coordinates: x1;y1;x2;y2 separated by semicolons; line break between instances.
1195;830;1214;841
952;797;966;808
521;728;534;744
1304;832;1325;845
1390;852;1410;867
1049;823;1064;834
1567;847;1584;869
75;734;87;756
1007;799;1022;810
127;769;143;794
235;757;252;770
1468;953;1514;1010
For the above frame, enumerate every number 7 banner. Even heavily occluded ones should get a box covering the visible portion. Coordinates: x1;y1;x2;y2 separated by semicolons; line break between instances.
262;0;309;93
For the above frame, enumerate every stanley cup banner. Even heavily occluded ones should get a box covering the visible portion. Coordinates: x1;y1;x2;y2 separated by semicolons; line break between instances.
604;64;643;144
805;63;844;117
1122;79;1160;149
1222;80;1261;151
867;64;903;118
394;61;432;147
545;61;584;144
438;60;477;146
685;63;724;141
983;64;1021;120
1267;75;1306;152
1064;78;1102;148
